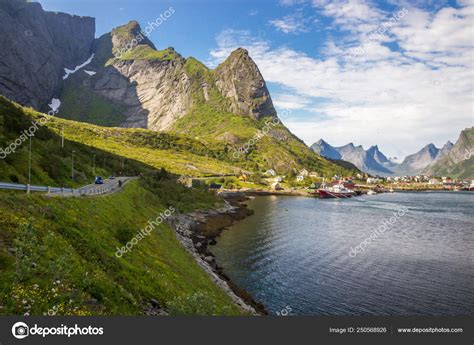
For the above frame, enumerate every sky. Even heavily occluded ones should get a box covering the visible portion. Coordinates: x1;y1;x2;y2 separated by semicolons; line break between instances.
39;0;473;160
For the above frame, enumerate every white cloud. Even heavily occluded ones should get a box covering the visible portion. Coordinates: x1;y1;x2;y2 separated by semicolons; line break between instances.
269;12;311;34
208;1;474;158
312;0;385;34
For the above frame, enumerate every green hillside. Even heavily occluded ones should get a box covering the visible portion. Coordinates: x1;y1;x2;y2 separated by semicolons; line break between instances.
2;96;354;180
0;96;247;315
426;127;474;179
0;179;245;315
0;96;148;187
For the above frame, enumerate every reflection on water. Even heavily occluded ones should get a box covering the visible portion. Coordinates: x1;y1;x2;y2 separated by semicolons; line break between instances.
210;192;474;315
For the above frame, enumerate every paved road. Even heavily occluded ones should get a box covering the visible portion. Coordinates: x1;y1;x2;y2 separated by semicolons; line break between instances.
0;176;137;197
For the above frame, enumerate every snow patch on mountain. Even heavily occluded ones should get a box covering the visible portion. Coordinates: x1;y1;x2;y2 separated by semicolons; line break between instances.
62;54;95;80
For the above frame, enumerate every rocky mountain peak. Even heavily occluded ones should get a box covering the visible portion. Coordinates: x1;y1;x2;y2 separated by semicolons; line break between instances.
421;143;440;158
368;144;390;164
110;21;156;54
214;47;277;120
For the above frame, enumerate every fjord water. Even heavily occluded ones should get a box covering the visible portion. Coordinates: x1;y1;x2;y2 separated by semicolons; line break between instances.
210;192;474;315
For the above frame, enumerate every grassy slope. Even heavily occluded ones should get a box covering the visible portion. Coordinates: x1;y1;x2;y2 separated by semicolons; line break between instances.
0;96;147;187
0;97;245;315
118;46;180;61
5;96;353;179
429;156;474;179
1;96;242;178
0;180;244;316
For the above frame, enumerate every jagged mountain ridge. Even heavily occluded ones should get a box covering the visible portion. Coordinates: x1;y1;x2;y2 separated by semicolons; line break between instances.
311;139;461;176
311;140;393;175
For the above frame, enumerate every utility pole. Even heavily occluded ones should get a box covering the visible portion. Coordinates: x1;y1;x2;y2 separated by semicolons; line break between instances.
28;136;32;185
93;154;96;176
61;126;64;148
71;150;75;181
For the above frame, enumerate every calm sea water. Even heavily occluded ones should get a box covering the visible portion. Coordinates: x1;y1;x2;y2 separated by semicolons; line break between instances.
210;192;474;315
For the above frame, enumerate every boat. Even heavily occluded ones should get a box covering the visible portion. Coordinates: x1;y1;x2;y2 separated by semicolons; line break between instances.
367;190;377;195
317;183;355;198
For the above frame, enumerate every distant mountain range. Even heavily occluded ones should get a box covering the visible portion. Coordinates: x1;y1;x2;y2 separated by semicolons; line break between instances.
311;128;474;178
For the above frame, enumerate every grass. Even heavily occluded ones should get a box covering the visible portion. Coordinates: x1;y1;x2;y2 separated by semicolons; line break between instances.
0;96;245;315
171;104;358;178
0;96;242;178
0;180;244;315
0;97;145;187
118;46;180;61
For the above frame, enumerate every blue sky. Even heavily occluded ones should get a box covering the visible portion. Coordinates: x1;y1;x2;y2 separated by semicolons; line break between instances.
39;0;473;159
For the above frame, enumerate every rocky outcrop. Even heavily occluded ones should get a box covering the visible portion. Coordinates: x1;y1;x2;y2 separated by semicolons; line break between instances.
90;55;193;129
167;195;266;315
0;0;95;110
54;21;278;130
214;48;277;120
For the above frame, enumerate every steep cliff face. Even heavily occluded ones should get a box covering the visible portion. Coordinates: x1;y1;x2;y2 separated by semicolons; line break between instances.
56;22;277;131
0;0;95;110
214;48;277;120
424;128;474;178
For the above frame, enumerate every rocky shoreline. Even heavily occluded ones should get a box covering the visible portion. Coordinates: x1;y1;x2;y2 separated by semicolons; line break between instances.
167;194;267;315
